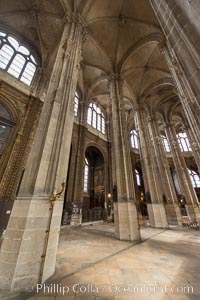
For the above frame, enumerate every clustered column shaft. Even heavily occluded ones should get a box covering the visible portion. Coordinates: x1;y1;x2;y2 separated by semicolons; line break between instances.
108;75;140;241
147;116;182;225
165;124;200;221
134;106;168;228
0;19;84;291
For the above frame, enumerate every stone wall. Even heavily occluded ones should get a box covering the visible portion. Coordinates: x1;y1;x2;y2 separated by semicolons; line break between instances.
0;80;42;236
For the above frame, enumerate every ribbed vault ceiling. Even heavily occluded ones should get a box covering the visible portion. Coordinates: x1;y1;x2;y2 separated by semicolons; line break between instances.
0;0;181;126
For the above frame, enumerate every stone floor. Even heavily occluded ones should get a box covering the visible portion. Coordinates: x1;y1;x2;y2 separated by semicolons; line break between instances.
0;224;200;300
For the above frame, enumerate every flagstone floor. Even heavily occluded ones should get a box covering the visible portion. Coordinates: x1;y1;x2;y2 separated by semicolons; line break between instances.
1;224;200;300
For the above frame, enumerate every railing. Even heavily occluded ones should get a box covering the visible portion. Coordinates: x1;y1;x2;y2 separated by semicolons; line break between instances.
82;207;106;223
182;216;200;230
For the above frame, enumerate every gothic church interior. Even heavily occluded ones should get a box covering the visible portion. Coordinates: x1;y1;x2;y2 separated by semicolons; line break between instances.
0;0;200;296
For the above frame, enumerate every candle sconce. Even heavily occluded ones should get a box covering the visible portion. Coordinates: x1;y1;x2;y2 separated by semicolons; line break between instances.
50;182;66;206
39;181;66;283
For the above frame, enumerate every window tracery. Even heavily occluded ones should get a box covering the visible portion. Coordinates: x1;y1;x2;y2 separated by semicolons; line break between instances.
162;135;170;152
87;102;105;134
188;169;200;188
0;31;37;85
177;132;191;152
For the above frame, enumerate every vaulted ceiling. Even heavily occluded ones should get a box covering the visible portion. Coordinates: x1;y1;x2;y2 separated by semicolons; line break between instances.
0;0;182;127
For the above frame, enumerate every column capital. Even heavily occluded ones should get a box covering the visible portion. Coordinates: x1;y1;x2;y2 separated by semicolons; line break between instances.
65;13;86;27
108;73;123;84
147;115;156;123
132;103;139;112
162;122;171;130
133;103;147;112
107;74;124;103
155;135;161;145
158;38;167;53
180;124;188;132
171;140;178;150
192;142;199;151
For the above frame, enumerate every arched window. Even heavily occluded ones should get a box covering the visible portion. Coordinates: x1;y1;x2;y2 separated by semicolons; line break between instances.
87;102;105;134
162;135;170;152
0;102;14;155
135;169;141;186
130;129;139;149
188;169;200;188
0;31;37;85
84;158;89;192
74;92;79;117
177;132;191;152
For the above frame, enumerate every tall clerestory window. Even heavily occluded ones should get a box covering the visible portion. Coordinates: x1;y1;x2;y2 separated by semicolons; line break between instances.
177;132;191;152
74;92;79;117
130;129;139;149
87;102;105;134
84;158;89;193
0;31;37;85
162;135;170;152
188;169;200;188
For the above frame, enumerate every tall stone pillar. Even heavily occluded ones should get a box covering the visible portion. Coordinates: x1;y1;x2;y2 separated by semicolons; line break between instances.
147;116;182;225
161;44;200;147
107;111;113;199
0;18;84;290
183;123;200;175
149;0;200;108
134;107;168;228
165;124;200;221
108;75;140;241
71;101;87;225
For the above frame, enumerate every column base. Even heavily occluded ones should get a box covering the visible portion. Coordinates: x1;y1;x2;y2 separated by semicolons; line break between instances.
165;204;182;226
147;203;168;228
114;201;141;242
0;197;63;291
185;204;200;222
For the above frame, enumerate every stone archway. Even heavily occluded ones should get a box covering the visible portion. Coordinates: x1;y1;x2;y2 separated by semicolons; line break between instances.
82;146;106;223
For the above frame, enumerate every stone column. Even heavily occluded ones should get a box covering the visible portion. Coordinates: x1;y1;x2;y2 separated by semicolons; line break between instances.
107;105;114;197
71;101;87;225
147;116;182;225
149;0;200;107
134;107;168;228
108;75;140;241
0;18;84;290
165;124;200;221
161;44;200;147
183;123;200;175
